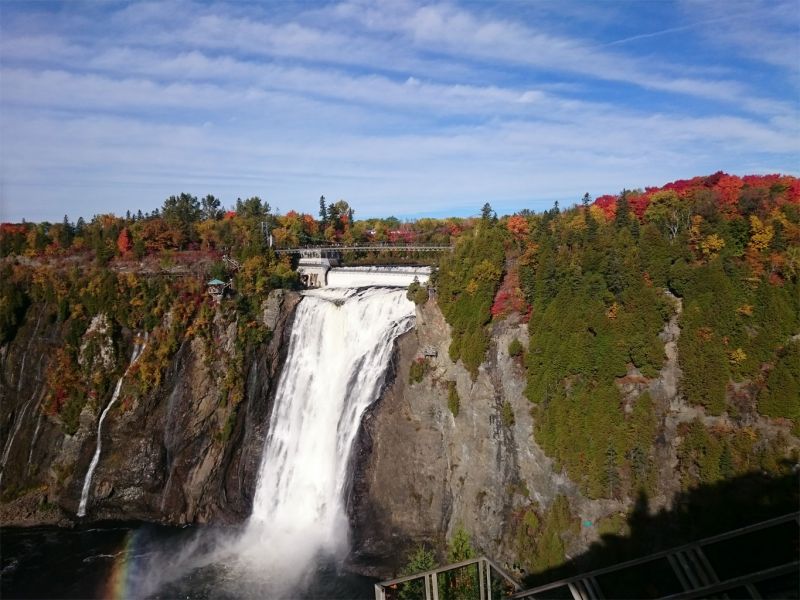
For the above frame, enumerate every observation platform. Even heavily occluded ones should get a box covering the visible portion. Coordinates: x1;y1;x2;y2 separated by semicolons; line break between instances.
375;512;799;600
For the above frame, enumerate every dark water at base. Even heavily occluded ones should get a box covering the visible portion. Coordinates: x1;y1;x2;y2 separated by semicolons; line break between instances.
1;522;375;600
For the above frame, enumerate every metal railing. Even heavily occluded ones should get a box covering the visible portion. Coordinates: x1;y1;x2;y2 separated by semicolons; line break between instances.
512;512;799;600
275;244;453;255
376;513;799;600
375;556;521;600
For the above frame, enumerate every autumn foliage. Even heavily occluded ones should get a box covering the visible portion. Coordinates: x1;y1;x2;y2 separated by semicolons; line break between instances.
591;172;798;223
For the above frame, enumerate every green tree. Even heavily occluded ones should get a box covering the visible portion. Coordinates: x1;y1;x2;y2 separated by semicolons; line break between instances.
162;193;201;225
318;195;327;227
407;280;428;305
530;495;574;573
200;195;222;221
399;545;438;600
162;193;201;247
436;225;505;377
447;525;476;562
59;215;74;248
480;202;495;223
605;445;620;498
758;341;800;423
0;265;30;344
442;526;478;600
615;191;631;229
644;190;690;240
236;196;270;220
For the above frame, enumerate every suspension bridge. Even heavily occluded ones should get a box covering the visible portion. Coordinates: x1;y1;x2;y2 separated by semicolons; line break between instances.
274;243;453;256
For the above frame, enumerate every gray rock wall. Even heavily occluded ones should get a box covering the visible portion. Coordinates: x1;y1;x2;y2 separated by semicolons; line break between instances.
348;299;606;577
0;290;300;526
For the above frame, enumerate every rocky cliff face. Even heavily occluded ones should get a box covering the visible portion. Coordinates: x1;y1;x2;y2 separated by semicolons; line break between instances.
348;299;601;575
3;281;794;581
0;290;300;526
349;290;798;578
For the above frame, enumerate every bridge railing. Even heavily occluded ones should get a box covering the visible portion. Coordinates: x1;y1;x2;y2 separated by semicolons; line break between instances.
274;243;453;254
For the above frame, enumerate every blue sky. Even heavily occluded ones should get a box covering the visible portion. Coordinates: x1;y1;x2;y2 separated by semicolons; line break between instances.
1;0;798;222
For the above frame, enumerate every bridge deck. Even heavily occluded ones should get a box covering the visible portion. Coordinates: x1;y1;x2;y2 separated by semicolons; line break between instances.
275;244;452;254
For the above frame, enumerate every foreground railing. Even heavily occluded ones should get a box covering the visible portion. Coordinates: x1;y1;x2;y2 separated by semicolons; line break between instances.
513;512;799;600
376;513;799;600
375;556;521;600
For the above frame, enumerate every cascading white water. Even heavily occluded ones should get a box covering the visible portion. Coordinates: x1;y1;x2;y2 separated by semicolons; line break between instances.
77;335;147;517
235;281;416;587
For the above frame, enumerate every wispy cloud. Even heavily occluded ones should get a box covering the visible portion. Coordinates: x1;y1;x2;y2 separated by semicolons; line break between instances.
679;0;800;73
602;11;756;48
0;0;797;222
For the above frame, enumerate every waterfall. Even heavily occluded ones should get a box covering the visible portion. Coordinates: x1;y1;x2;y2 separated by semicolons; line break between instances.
235;284;416;586
77;335;147;518
127;273;419;598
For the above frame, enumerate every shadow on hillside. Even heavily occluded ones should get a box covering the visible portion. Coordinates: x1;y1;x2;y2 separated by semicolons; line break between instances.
522;466;800;590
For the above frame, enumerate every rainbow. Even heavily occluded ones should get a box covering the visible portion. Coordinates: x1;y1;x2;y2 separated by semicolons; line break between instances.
100;529;141;600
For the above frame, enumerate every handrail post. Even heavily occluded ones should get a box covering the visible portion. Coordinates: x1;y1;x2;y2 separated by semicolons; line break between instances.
431;572;439;600
485;558;492;600
479;558;486;599
374;583;385;600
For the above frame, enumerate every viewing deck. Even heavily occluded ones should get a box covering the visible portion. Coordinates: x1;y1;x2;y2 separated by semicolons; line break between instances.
375;512;800;600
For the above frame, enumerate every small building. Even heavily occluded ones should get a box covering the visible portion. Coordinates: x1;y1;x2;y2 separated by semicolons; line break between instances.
207;278;229;303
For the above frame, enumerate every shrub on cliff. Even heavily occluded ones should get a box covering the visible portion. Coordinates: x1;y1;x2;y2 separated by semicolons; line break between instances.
406;280;428;305
515;495;578;576
408;357;430;385
501;401;515;427
447;381;460;417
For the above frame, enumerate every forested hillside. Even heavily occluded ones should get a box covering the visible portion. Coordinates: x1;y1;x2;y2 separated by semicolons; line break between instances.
0;196;465;440
1;172;798;580
433;172;799;504
2;173;798;484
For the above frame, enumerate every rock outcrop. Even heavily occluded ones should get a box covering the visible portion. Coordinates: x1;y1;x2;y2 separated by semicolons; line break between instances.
348;299;611;576
0;290;300;526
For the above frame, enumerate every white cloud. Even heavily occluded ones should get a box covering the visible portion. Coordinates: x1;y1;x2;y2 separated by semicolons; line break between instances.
680;0;800;73
0;0;798;222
